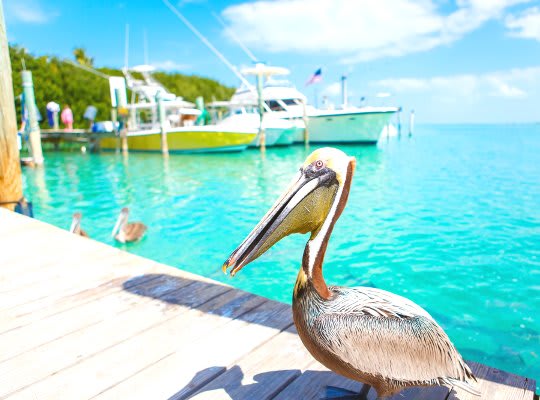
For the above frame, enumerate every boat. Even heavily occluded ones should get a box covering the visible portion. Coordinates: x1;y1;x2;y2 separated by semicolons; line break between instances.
209;100;296;147
232;64;399;144
99;65;257;153
99;125;257;153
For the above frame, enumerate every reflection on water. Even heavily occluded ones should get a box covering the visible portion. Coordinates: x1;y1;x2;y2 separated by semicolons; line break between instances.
22;124;540;389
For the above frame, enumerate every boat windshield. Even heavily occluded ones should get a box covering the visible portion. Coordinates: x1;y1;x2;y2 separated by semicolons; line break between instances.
265;100;286;112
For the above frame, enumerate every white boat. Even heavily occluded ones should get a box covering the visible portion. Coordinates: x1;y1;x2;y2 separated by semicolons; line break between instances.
232;65;399;144
209;101;296;147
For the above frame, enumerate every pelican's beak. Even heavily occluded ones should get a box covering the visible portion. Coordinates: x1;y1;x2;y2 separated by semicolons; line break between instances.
223;165;339;276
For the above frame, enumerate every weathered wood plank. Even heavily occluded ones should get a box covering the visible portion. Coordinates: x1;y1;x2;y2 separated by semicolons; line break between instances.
7;288;264;400
0;282;236;398
184;326;312;400
93;301;292;400
447;362;536;400
0;274;198;362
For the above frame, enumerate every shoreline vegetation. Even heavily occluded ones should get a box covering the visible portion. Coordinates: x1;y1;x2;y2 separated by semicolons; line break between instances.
9;45;235;129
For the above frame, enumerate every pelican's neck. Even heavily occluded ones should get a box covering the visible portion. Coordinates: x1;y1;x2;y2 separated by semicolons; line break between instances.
298;160;355;300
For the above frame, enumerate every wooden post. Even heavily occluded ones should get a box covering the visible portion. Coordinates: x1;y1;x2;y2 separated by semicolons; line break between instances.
21;70;44;165
157;92;168;156
0;0;23;211
302;99;309;148
409;109;415;137
256;72;265;151
397;108;402;137
115;88;128;154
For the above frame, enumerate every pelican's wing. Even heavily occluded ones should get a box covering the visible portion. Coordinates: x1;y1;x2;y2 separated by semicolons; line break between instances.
124;223;147;241
328;286;434;321
315;287;478;392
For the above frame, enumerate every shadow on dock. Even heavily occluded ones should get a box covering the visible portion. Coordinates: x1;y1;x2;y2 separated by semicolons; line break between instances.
123;273;537;399
122;273;292;332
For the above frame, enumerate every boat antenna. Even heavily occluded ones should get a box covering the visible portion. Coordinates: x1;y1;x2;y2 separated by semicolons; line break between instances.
161;0;253;89
124;24;130;71
210;11;258;63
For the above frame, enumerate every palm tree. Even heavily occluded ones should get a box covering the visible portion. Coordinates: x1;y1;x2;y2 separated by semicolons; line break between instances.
73;47;94;67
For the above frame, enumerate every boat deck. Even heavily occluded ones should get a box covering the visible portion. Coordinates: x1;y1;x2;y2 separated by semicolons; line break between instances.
0;209;536;400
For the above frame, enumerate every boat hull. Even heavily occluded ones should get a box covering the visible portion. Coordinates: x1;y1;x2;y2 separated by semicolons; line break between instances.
306;110;396;143
99;127;257;153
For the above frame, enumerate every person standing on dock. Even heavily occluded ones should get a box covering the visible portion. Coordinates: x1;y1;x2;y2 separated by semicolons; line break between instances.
46;101;60;128
61;104;74;131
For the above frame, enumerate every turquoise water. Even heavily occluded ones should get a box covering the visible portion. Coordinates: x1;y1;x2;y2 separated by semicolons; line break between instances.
22;124;540;390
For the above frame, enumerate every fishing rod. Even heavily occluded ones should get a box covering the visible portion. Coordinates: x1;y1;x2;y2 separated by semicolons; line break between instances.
210;11;258;63
161;0;254;91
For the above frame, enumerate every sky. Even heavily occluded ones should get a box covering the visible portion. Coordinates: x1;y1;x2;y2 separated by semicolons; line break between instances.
4;0;540;123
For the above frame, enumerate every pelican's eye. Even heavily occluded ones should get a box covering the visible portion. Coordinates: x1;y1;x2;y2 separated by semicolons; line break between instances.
314;160;325;170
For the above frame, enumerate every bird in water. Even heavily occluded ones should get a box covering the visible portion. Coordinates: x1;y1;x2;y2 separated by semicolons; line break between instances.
223;148;480;400
111;207;147;243
69;212;88;238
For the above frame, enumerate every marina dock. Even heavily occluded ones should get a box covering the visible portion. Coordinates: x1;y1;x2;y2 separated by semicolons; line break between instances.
0;209;536;400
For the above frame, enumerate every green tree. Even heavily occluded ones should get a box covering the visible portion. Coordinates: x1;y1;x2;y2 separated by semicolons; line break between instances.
9;45;236;129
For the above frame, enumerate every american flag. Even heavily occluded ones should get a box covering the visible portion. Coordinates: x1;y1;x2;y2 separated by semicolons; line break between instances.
305;68;322;86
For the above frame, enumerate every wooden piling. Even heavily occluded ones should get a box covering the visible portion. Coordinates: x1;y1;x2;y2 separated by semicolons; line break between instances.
256;73;265;151
302;99;309;148
0;0;23;211
409;109;415;136
115;88;128;155
21;70;44;165
157;93;169;156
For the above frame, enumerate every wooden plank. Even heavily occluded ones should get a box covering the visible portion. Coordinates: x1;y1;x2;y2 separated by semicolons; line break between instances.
93;301;292;400
7;288;264;400
0;273;157;334
0;0;23;210
0;282;235;398
273;359;368;400
184;326;312;400
0;274;198;362
447;362;536;400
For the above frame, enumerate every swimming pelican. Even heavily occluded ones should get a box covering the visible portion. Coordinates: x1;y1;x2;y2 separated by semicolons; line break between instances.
111;207;147;243
69;212;88;237
223;148;480;399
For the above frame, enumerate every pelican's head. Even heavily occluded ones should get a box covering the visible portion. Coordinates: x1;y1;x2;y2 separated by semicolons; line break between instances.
112;207;129;237
70;212;82;234
223;147;356;277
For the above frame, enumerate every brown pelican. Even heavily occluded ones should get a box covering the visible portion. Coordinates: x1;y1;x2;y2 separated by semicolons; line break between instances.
69;212;88;237
111;207;147;243
223;148;480;399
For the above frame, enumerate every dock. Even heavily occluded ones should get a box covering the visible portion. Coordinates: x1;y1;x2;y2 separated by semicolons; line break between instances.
0;208;536;400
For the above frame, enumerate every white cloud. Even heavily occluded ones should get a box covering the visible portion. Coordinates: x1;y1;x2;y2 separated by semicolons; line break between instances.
322;82;342;97
222;0;530;63
5;0;58;24
152;60;190;71
371;66;540;99
505;6;540;41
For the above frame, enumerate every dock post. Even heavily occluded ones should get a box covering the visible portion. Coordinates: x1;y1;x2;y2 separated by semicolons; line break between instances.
115;88;128;155
409;109;415;137
256;72;265;152
0;0;23;211
157;92;169;156
302;99;309;148
21;70;44;165
397;108;402;137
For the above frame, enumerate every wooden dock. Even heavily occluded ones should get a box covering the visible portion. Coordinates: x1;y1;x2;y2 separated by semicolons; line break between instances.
0;209;536;400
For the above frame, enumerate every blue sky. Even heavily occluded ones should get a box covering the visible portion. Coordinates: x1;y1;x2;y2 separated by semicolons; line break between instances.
4;0;540;123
